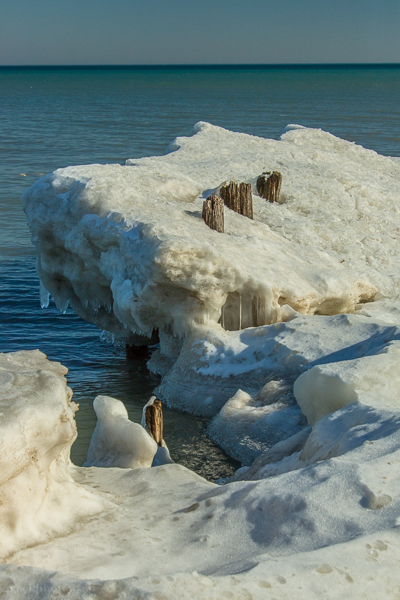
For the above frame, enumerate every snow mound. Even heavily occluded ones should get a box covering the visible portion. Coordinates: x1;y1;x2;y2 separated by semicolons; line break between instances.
0;351;105;560
294;340;400;426
230;339;400;480
208;383;305;465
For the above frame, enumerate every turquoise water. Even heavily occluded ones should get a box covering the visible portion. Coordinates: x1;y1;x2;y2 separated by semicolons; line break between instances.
1;65;399;477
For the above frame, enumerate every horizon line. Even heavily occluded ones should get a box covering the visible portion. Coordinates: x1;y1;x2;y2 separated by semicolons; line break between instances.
1;62;400;69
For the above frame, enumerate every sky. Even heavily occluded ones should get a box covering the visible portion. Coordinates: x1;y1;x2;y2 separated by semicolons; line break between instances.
0;0;399;66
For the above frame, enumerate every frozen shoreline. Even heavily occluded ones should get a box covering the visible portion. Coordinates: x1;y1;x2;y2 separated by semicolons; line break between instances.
2;345;400;598
5;123;400;597
22;121;400;459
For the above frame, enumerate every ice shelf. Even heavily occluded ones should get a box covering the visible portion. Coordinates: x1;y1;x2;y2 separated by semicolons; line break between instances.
23;121;391;347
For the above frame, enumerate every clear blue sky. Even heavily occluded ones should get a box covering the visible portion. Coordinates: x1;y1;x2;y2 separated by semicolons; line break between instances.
1;0;399;65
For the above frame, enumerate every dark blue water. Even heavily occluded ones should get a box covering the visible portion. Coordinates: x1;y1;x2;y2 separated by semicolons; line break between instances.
1;65;399;476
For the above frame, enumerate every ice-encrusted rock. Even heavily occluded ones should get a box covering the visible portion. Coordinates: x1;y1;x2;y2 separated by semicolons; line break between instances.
229;339;400;481
203;314;400;462
208;383;305;465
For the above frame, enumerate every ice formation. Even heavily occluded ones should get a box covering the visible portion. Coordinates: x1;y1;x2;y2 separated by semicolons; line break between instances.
23;122;385;346
11;123;400;597
22;121;400;415
84;395;158;468
2;349;400;599
83;394;173;469
0;351;106;561
294;340;400;426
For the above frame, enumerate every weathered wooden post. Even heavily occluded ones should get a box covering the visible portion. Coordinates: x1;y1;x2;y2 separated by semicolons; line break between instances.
220;181;240;213
219;181;253;219
239;182;253;219
202;194;224;232
145;398;163;446
256;171;282;203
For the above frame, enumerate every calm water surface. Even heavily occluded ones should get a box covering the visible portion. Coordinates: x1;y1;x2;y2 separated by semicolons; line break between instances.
1;65;399;478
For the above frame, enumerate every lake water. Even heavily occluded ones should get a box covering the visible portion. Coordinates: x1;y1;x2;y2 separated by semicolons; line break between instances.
1;65;399;478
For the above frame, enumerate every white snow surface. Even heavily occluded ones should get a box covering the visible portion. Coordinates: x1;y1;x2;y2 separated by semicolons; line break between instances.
2;350;400;599
294;340;400;426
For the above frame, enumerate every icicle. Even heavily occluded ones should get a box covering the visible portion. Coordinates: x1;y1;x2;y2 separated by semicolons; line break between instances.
256;296;259;327
39;280;50;309
54;296;69;314
221;304;225;329
239;293;242;330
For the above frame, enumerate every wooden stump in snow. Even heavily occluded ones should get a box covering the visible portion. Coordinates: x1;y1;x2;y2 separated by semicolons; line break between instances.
145;398;163;446
256;171;282;203
202;194;224;232
220;182;253;219
220;182;240;213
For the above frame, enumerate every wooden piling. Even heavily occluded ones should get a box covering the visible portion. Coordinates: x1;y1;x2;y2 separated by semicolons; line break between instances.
219;181;253;219
256;171;282;203
145;398;163;446
240;182;253;219
202;194;224;232
220;181;240;213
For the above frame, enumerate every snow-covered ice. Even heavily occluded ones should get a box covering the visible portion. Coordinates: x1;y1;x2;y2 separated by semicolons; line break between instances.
0;351;106;561
22;121;400;419
294;339;400;426
9;123;400;597
23;122;384;344
84;395;158;468
2;349;400;598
